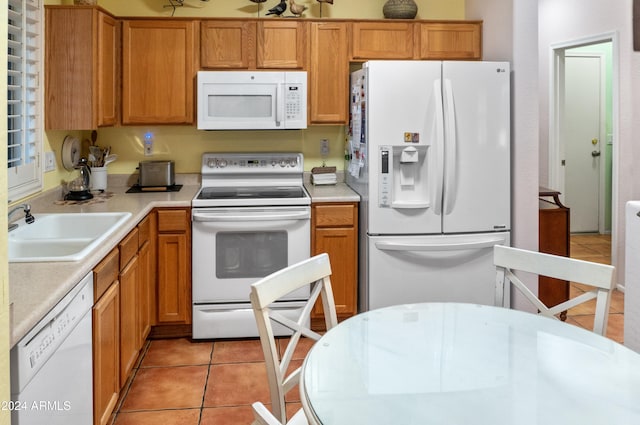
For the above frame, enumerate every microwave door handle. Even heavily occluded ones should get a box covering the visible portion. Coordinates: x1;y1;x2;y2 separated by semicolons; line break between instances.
276;83;283;127
193;211;310;222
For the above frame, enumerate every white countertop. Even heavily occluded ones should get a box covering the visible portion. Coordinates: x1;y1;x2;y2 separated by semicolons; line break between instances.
304;182;360;203
9;176;359;348
8;174;200;348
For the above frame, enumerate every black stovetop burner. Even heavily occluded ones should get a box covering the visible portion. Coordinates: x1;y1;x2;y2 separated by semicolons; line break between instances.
196;186;306;200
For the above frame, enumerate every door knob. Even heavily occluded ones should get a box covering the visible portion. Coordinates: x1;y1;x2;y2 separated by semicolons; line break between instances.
592;150;601;157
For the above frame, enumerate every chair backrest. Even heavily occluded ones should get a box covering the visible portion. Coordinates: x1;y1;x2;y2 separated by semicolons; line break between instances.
250;253;338;424
494;245;615;335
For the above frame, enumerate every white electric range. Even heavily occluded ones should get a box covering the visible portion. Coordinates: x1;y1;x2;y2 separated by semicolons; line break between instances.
191;152;311;339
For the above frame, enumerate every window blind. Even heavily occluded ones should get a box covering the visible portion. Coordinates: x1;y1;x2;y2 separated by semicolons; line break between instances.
7;0;42;199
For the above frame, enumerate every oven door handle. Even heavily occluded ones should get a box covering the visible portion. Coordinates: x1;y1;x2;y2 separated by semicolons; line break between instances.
192;211;310;222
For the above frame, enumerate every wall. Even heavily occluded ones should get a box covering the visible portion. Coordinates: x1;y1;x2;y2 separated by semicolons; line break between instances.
466;0;539;311
0;3;10;424
41;0;466;190
538;0;640;284
54;0;465;20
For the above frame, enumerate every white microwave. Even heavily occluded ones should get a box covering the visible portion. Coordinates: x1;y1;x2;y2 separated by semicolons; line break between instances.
197;71;307;130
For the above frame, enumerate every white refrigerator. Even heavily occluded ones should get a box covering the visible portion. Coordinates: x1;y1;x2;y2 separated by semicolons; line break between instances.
346;61;511;311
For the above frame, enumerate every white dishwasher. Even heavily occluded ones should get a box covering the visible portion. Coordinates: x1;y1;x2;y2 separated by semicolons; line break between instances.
10;272;94;425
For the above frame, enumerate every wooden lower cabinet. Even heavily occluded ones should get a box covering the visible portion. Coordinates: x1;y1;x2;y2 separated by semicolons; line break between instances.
90;211;169;422
137;213;155;346
119;230;140;385
92;249;120;425
311;203;358;327
538;188;571;319
156;208;192;325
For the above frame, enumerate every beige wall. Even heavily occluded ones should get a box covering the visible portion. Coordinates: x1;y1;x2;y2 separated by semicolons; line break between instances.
41;0;465;191
51;0;464;20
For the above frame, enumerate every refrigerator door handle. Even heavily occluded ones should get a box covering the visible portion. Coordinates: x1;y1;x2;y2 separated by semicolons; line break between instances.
443;78;458;215
375;237;505;252
433;79;445;216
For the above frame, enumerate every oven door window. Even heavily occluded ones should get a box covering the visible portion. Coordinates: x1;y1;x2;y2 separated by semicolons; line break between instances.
216;231;288;279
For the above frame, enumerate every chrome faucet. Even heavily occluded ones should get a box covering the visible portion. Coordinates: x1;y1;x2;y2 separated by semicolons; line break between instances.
8;203;35;232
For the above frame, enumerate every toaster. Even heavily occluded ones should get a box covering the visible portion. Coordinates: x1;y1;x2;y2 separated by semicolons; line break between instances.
138;160;175;187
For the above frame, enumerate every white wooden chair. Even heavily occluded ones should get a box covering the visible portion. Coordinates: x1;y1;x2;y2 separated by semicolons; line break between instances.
494;245;615;335
250;253;338;425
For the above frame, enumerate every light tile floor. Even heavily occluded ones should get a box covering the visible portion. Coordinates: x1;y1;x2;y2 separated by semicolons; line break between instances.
112;234;622;424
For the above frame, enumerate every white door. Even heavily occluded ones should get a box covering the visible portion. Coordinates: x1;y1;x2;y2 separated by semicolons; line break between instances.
441;62;511;234
563;54;603;233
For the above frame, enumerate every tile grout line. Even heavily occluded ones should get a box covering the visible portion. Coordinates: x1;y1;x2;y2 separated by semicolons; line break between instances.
197;340;216;424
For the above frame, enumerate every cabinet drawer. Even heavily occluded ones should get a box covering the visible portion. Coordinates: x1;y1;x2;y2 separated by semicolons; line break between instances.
158;209;189;232
119;228;139;270
314;204;356;227
138;214;151;247
94;248;119;302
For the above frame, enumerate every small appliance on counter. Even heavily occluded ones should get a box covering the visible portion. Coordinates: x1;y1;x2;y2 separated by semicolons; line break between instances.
64;158;93;201
126;160;182;193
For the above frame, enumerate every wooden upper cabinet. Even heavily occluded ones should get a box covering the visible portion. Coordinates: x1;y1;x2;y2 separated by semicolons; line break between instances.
98;13;118;126
200;20;255;69
351;21;414;60
122;20;197;124
257;21;306;69
417;22;482;60
200;19;306;70
309;22;349;125
45;6;118;130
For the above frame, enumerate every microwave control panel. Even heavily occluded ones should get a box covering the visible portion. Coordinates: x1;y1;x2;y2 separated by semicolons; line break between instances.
285;85;304;121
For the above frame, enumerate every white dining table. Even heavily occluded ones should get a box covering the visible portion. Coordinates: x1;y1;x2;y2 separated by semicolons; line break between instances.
300;303;640;425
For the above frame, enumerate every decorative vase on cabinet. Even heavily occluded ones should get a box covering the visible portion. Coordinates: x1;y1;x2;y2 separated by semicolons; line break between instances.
383;0;418;19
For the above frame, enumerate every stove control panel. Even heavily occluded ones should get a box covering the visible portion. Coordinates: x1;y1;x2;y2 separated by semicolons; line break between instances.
201;153;303;174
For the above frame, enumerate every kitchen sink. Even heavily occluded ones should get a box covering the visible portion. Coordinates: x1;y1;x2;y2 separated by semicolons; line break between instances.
8;212;132;262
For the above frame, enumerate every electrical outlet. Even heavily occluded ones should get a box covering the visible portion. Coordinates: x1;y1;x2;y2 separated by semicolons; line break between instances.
144;132;153;156
320;139;330;157
44;151;56;172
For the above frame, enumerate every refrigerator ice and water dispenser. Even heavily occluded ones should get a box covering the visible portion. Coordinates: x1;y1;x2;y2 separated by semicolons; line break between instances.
379;143;430;209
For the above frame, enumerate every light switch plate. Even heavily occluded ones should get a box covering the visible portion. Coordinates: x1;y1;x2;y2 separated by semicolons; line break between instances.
44;151;56;172
144;132;153;156
320;139;330;157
